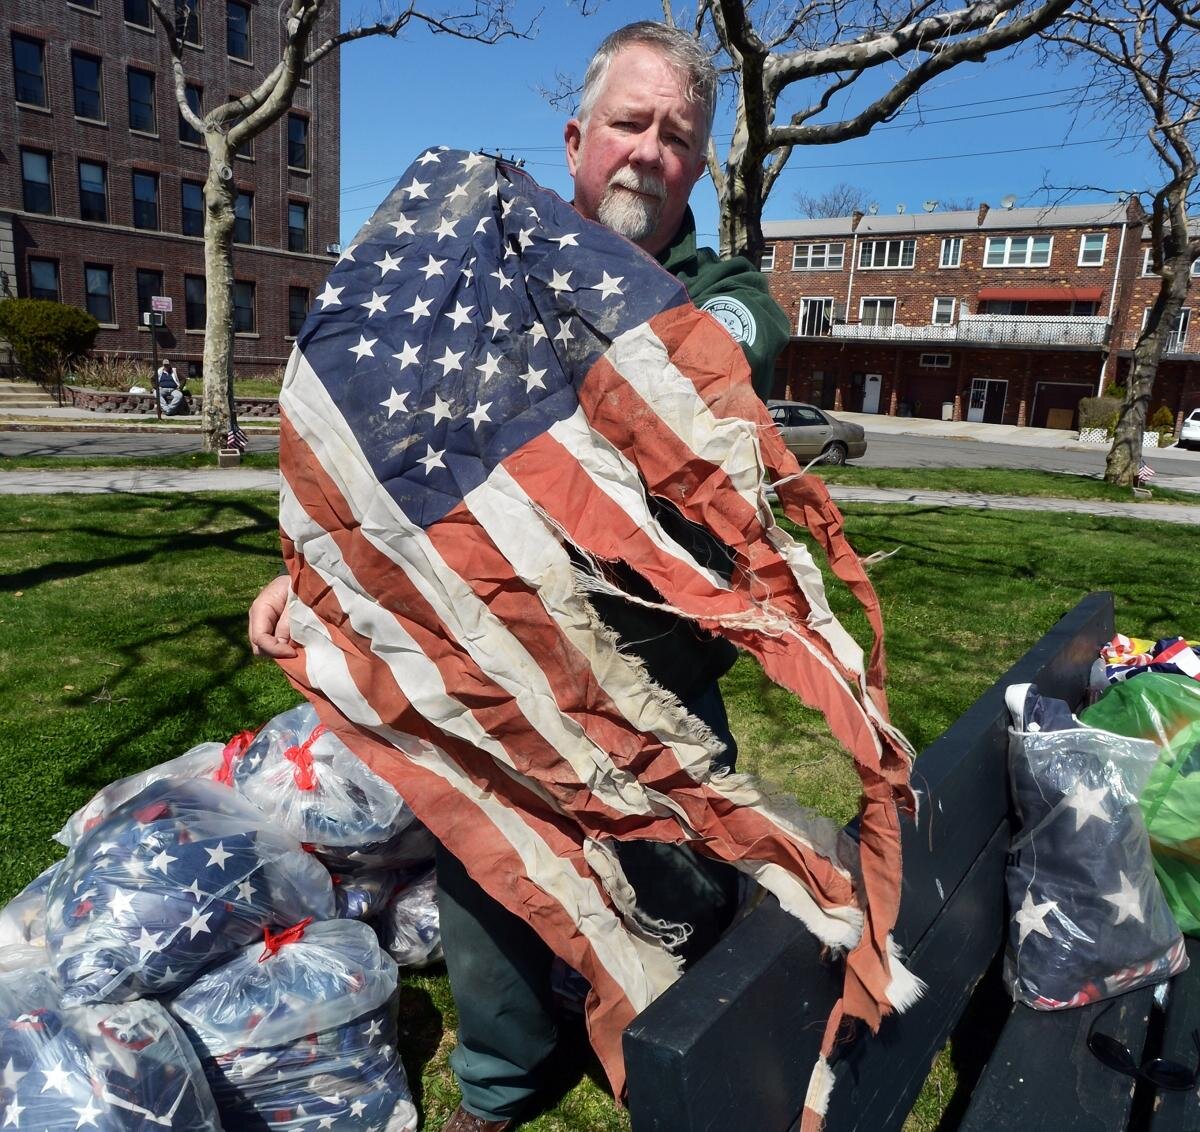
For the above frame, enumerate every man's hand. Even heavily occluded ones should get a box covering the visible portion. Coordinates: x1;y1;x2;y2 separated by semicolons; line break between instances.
248;574;297;658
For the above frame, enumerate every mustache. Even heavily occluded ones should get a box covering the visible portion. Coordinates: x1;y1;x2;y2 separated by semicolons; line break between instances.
606;169;666;201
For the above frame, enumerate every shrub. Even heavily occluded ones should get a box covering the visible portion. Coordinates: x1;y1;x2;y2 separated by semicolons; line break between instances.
1102;381;1125;399
70;354;150;391
1077;396;1123;434
0;298;98;383
1150;405;1176;442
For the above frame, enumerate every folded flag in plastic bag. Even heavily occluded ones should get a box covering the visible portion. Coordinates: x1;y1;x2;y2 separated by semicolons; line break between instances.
0;862;58;974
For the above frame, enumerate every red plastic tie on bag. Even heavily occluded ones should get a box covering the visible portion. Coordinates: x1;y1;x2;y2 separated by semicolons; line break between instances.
283;724;328;791
216;728;257;786
258;917;314;962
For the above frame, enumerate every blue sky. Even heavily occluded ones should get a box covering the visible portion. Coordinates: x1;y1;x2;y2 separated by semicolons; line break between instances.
337;0;1163;248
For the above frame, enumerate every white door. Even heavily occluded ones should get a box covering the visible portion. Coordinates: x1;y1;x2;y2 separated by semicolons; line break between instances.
862;373;883;414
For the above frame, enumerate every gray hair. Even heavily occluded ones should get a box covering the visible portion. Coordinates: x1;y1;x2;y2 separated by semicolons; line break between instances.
577;22;717;147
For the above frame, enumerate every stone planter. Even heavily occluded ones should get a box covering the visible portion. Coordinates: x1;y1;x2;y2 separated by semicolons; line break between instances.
217;448;242;468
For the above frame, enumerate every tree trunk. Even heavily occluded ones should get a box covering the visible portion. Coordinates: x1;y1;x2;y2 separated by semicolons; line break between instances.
719;139;766;260
201;142;237;453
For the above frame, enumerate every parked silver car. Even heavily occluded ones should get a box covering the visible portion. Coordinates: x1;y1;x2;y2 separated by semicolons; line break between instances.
766;400;867;465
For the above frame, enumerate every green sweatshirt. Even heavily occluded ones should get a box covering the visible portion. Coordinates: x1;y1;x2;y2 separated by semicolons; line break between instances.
655;207;790;401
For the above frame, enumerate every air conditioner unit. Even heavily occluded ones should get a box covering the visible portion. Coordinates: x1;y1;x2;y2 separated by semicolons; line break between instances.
325;242;341;255
142;312;165;327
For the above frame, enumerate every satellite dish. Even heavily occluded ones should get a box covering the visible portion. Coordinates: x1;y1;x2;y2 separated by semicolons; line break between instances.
923;200;938;213
896;203;906;214
1001;194;1018;209
868;202;879;215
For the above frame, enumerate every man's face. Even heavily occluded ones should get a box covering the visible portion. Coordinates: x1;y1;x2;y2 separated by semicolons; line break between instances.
565;44;708;257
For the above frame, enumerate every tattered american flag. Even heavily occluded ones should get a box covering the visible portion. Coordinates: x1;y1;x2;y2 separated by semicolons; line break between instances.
275;148;918;1126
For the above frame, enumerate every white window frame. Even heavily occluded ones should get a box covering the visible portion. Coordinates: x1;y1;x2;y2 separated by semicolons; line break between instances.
1078;233;1107;267
858;239;916;270
791;242;845;271
859;296;896;326
919;353;952;368
759;246;775;272
1193;259;1200;277
939;237;962;269
932;297;956;325
1142;306;1191;348
797;296;835;336
1142;248;1156;276
984;235;1053;267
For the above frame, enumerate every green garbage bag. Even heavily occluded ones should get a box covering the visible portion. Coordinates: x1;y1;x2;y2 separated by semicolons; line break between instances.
1139;721;1200;936
1081;673;1200;745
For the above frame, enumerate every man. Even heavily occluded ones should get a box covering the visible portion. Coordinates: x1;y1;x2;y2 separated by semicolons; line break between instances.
154;360;187;416
250;22;788;1131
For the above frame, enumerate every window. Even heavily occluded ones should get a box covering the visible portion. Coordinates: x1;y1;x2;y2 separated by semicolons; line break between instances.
1071;300;1099;317
184;274;206;330
135;268;163;321
932;297;956;325
28;258;59;302
180;84;203;145
1078;233;1107;267
984;235;1053;267
287;114;309;169
759;247;775;272
227;2;251;60
72;53;103;121
920;353;952;368
84;264;114;323
177;0;201;46
20;149;52;214
124;0;152;27
12;35;46;107
1149;307;1193;350
860;298;896;326
287;201;308;252
70;0;99;10
982;299;1029;315
798;297;834;336
78;160;107;222
132;171;159;230
181;180;204;236
1142;249;1156;276
940;237;962;269
233;280;256;333
233;191;253;243
858;240;915;269
127;68;156;133
792;242;844;270
288;286;309;337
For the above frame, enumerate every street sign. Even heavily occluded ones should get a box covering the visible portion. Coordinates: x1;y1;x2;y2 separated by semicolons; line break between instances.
151;295;173;313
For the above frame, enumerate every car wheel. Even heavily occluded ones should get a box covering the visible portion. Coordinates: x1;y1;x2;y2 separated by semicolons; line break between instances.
821;441;848;466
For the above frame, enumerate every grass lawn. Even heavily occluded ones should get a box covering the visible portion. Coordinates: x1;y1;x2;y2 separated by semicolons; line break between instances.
0;450;282;472
1;491;1196;1129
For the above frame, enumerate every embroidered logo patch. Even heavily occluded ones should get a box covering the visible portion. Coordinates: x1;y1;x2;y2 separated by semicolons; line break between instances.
700;296;757;346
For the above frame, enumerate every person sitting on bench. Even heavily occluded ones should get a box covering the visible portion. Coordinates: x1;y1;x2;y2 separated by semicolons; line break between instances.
155;360;188;416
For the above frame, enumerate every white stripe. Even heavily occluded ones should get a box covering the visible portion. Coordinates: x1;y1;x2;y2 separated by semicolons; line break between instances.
288;599;681;1009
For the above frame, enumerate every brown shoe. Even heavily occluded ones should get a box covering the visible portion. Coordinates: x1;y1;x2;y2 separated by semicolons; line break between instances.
439;1104;512;1132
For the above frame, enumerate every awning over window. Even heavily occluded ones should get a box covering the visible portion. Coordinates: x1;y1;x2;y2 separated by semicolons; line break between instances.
976;286;1105;302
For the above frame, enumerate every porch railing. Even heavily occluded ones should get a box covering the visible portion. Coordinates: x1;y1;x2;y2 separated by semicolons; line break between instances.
828;313;1110;348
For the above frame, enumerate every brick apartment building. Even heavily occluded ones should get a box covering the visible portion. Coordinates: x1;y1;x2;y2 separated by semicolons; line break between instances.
0;0;340;380
762;202;1199;430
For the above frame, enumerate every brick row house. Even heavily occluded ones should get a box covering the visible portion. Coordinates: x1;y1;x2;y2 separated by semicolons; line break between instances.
0;0;341;380
762;202;1200;431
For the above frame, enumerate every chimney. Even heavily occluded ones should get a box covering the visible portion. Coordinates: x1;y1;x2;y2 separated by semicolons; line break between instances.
976;203;990;226
850;210;864;231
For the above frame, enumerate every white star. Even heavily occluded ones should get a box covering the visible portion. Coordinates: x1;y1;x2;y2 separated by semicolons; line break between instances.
1103;871;1145;925
158;964;179;985
594;272;624;299
460;152;487;171
434;217;459;240
318;1119;335;1131
490;268;513;291
316;282;343;309
183;878;203;902
1;1060;26;1091
183;908;212;938
40;1061;72;1095
417;446;446;475
555;232;579;248
484;309;510;337
423;395;454;424
548;269;573;293
554;318;574;344
365;1017;383;1040
1063;781;1110;831
393;341;421;369
361;291;388;317
349;334;378;362
517;227;535;249
467;401;492;430
337;244;357;264
3;1097;23;1127
522;366;547;392
419;255;447;280
74;1098;101;1128
205;842;233;870
435;347;464;375
236;879;255;902
461;264;474;284
527;206;540;221
444;301;475;329
108;888;135;919
446;182;469;203
476;353;503;382
528;323;548;346
1014;890;1057;944
381;388;410;417
402;177;429;199
390;214;416;237
134;926;162;956
500;198;515;218
474;217;490;235
149;848;177;873
350;1099;368;1118
416;149;441;165
404;295;433;323
374;250;402;277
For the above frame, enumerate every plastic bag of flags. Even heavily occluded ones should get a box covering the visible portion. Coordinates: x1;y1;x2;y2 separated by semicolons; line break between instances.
333;869;400;921
380;868;442;968
0;969;222;1130
0;862;59;973
168;918;417;1131
231;703;436;873
45;777;334;1005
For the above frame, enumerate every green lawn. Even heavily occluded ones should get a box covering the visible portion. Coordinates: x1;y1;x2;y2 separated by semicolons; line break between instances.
1;491;1195;1130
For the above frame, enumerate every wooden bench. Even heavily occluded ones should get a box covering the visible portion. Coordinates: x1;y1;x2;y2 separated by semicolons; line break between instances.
624;591;1200;1131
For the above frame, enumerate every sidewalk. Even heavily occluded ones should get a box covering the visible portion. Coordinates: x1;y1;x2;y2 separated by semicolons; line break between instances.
0;403;278;434
837;411;1139;451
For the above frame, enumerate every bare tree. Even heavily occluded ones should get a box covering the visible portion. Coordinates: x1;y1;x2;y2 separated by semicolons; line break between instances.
149;0;527;450
1047;0;1199;486
794;181;869;218
938;195;977;210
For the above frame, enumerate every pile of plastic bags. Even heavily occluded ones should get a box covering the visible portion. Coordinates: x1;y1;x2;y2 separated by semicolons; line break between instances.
0;703;444;1130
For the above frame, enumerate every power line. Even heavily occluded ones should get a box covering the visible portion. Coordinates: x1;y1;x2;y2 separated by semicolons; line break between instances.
778;135;1134;172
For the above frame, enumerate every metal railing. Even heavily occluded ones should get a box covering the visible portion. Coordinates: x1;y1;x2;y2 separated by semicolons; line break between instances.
829;313;1111;348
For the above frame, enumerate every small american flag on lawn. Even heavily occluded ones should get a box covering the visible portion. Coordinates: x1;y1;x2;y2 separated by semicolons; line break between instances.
274;148;918;1127
1137;458;1155;483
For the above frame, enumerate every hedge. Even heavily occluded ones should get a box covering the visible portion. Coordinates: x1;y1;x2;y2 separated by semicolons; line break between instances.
0;298;98;382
